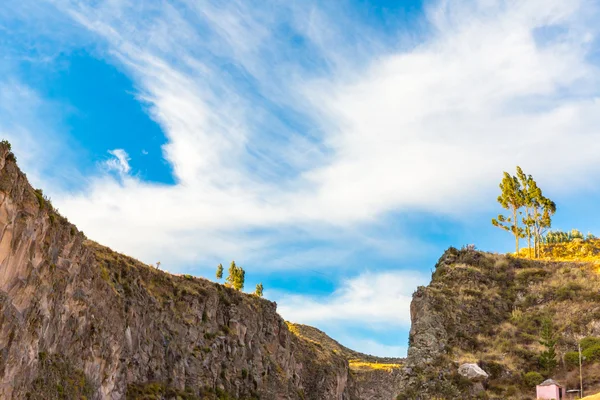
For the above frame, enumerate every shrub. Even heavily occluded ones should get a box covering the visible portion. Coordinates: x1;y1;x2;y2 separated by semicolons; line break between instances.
580;337;600;351
34;189;45;208
564;351;580;368
582;344;600;363
523;371;544;387
510;309;524;323
555;282;583;301
516;268;549;284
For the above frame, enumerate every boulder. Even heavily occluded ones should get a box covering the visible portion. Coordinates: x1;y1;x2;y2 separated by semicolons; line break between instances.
458;363;489;382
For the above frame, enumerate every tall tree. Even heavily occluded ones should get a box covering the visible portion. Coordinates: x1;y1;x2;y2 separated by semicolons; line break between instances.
534;196;556;258
255;283;264;297
517;167;534;258
216;263;223;280
539;318;558;375
226;261;245;291
525;176;556;258
235;267;245;291
492;170;526;253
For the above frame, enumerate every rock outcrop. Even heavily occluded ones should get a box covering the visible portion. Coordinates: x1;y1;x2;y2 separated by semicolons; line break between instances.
8;138;600;400
458;364;488;382
0;142;404;399
403;246;600;399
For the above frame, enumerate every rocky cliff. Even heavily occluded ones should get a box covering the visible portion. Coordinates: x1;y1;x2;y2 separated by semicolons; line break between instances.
402;247;600;399
0;142;404;400
5;139;599;400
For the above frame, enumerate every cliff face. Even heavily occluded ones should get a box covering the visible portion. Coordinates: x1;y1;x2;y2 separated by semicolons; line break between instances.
0;143;404;400
11;138;599;400
403;247;600;399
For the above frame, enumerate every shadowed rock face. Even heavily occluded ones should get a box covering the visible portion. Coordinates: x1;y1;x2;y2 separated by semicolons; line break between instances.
0;143;405;400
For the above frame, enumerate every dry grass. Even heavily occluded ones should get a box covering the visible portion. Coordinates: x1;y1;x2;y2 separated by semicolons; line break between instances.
517;239;600;264
285;322;404;368
348;359;402;372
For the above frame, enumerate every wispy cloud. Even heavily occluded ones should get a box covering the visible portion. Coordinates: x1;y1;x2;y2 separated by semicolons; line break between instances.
275;270;428;328
36;0;600;267
3;0;600;356
105;149;131;175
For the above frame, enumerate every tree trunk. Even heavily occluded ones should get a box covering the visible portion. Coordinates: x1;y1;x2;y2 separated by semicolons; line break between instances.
513;207;519;254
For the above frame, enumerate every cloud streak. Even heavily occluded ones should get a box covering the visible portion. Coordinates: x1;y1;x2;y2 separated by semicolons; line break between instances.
39;0;600;267
3;0;600;356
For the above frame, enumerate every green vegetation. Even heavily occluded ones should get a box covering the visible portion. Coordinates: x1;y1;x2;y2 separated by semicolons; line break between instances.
422;246;600;397
492;169;526;253
225;261;245;291
34;188;45;209
538;318;557;374
581;337;600;363
254;282;263;297
523;371;544;387
492;166;555;257
27;354;94;400
126;382;200;399
216;263;223;280
545;229;586;244
1;139;16;162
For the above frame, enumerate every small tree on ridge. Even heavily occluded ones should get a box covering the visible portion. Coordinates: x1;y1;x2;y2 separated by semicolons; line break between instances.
255;283;264;297
492;171;525;253
226;261;245;291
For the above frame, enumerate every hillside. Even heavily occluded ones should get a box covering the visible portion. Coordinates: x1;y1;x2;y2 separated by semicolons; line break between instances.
4;139;600;399
0;142;405;399
403;247;600;399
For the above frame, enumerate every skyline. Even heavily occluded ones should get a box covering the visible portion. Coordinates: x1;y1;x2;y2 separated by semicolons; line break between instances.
2;0;600;356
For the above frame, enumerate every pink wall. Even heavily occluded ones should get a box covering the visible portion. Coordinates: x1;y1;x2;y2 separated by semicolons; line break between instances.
536;384;561;399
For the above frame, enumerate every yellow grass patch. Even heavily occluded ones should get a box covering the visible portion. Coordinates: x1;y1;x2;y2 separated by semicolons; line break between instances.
348;359;402;372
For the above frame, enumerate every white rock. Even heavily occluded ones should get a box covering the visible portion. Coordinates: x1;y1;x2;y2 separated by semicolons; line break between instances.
458;363;489;382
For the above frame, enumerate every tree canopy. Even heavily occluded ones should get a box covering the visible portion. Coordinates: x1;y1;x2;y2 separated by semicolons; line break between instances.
226;261;245;291
255;283;264;297
492;167;555;257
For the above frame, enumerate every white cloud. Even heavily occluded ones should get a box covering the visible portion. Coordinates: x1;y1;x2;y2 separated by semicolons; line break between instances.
6;0;600;358
338;338;407;358
39;0;600;268
105;149;131;175
297;0;600;221
0;0;595;270
275;270;428;328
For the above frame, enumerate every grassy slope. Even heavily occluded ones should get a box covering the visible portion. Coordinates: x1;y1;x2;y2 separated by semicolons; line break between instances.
421;244;600;399
286;323;403;372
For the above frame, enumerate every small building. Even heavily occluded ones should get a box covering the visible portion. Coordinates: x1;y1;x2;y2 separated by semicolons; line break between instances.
536;379;564;399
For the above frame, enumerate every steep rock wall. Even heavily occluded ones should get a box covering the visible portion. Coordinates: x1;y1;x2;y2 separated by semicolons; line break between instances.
0;144;363;400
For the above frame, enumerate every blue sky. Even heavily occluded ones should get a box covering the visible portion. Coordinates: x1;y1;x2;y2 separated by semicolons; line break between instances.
2;0;600;357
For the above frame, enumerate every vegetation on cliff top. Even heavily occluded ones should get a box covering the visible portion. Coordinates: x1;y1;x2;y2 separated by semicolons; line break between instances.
492;166;556;256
